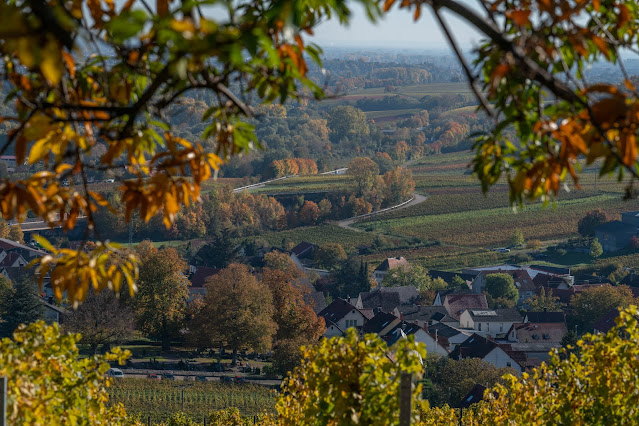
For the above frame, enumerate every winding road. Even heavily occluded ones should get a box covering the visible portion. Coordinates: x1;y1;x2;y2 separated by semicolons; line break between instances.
336;193;427;232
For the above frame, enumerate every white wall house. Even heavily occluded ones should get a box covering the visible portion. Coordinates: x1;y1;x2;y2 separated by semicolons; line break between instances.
459;309;523;338
482;347;523;372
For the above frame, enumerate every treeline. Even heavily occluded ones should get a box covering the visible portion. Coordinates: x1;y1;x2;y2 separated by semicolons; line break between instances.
264;158;318;179
310;59;463;90
354;93;476;113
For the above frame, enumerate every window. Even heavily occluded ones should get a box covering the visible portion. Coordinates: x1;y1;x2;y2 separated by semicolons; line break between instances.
506;362;512;367
500;323;504;332
345;319;358;329
478;323;481;331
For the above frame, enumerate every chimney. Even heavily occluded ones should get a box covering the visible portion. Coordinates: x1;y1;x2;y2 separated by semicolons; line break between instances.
543;307;547;312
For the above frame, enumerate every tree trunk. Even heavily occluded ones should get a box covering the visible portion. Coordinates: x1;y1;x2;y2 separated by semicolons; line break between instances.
161;316;170;351
91;343;98;355
231;347;238;367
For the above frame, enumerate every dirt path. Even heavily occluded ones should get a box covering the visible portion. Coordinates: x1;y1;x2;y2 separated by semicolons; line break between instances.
336;193;427;232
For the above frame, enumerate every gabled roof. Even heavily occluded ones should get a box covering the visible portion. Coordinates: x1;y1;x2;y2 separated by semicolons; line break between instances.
362;311;400;334
465;308;523;323
318;298;365;325
524;310;566;324
443;293;488;320
385;321;424;346
595;220;635;234
427;322;468;339
378;286;418;305
374;257;408;272
0;252;25;267
532;273;572;289
0;238;46;255
399;305;450;322
290;241;317;258
189;266;221;288
449;333;499;360
359;291;401;313
509;322;568;343
457;384;488;409
529;265;570;276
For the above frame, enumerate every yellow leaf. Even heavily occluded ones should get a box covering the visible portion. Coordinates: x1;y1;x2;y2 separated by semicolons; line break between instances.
28;138;50;164
41;38;63;86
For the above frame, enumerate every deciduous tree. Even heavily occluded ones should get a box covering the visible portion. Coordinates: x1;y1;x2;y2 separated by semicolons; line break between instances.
569;284;635;332
484;273;519;308
262;268;325;374
0;0;380;305
578;210;609;238
133;241;190;350
299;201;320;225
347;157;380;196
314;243;347;270
525;288;565;312
0;321;130;424
590;238;604;259
192;264;276;366
64;290;136;354
275;329;426;425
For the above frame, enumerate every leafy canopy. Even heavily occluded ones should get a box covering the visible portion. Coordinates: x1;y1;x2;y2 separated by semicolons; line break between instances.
0;0;378;304
384;0;639;204
0;321;131;425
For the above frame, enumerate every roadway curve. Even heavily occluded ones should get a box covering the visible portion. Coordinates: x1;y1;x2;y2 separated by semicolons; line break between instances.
336;193;427;232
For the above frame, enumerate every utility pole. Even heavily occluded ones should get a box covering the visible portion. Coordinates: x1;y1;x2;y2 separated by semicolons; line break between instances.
399;372;412;426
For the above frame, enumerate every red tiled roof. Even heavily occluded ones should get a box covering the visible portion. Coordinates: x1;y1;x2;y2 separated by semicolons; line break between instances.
444;293;488;320
509;322;568;343
374;257;408;272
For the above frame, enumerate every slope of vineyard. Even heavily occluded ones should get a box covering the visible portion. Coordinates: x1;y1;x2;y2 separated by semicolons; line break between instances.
108;379;276;423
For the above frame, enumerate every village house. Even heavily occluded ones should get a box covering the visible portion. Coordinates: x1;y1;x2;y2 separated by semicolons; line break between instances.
459;308;523;338
318;298;372;338
384;321;449;356
463;265;573;294
354;286;419;313
595;211;639;252
437;292;489;320
187;266;221;301
505;322;568;363
449;334;525;372
372;256;409;285
426;322;471;351
397;304;459;328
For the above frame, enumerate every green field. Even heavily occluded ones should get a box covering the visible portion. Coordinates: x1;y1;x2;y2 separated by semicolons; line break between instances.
341;82;473;99
109;379;276;423
357;194;630;248
244;224;379;251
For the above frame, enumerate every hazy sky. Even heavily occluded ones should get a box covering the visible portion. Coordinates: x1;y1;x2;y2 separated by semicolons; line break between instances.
312;4;484;50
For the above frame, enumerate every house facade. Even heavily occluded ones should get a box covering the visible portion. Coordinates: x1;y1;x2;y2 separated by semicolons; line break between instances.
372;257;408;286
595;211;639;252
459;308;523;339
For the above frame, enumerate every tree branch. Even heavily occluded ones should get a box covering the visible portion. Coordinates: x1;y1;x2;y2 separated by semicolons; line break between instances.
431;6;495;118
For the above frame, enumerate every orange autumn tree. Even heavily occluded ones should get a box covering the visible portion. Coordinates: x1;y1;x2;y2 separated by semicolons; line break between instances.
0;0;380;304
